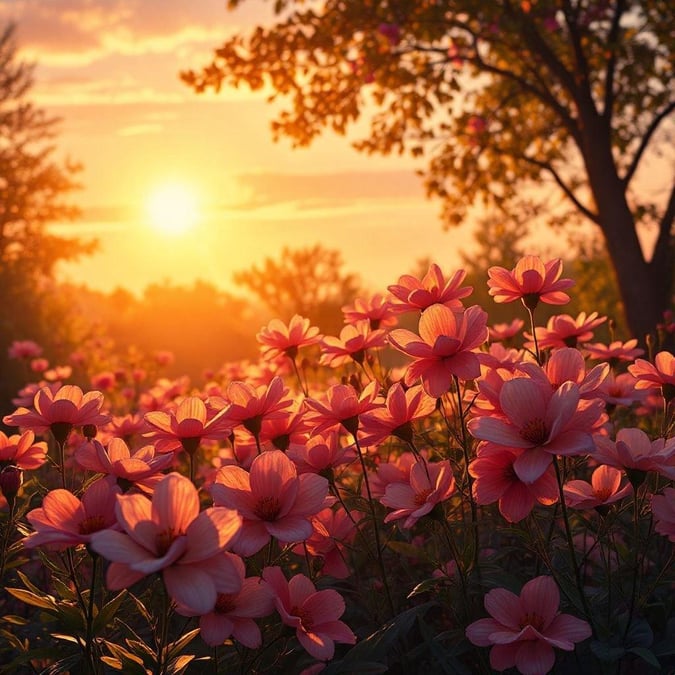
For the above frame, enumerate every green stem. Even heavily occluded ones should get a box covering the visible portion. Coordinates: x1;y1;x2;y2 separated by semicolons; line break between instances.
85;553;100;673
353;434;395;616
622;487;642;640
553;457;595;635
526;306;542;365
0;500;17;580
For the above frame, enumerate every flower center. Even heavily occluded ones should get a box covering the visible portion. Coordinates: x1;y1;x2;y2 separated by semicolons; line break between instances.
254;496;282;521
214;593;237;614
519;418;548;445
156;528;175;556
520;611;544;631
290;605;313;632
414;488;433;506
594;486;612;502
78;515;106;535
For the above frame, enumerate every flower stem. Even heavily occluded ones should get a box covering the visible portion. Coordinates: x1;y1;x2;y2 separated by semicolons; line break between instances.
526;306;542;365
0;500;17;580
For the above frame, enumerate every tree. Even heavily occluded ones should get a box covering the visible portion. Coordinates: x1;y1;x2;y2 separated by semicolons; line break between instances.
233;244;360;334
182;0;674;344
0;23;93;416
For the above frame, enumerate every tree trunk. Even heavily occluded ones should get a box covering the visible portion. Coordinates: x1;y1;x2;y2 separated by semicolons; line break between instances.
581;115;673;345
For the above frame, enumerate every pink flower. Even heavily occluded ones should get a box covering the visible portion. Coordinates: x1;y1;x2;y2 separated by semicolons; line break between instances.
179;553;275;649
287;432;355;475
144;396;231;454
3;385;110;444
526;312;607;350
0;430;47;471
342;293;398;329
262;566;356;661
489;319;525;342
8;340;42;360
292;506;360;578
304;382;380;437
564;465;632;510
388;264;472;313
595;372;647;408
210;450;329;557
257;315;322;361
487;256;574;310
90;473;243;615
593;428;675;481
652;488;675;542
467;378;597;483
469;444;558;522
24;477;121;550
381;459;456;528
584;339;644;364
389;304;488;397
466;576;592;675
359;383;436;447
628;351;675;396
74;438;173;493
319;321;387;367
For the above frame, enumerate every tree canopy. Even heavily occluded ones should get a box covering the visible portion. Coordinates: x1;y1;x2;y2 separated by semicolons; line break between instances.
0;23;93;415
183;0;674;345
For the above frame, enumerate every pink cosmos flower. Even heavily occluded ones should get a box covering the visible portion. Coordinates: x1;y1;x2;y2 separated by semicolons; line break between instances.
466;576;592;675
8;340;42;360
595;372;647;408
177;552;275;649
90;371;116;392
584;339;644;364
74;438;173;493
210;450;329;557
0;430;47;471
90;473;243;615
487;256;574;310
3;385;110;444
287;432;356;476
292;506;360;578
144;395;231;455
105;413;151;443
342;293;398;329
262;566;356;661
489;318;525;342
257;315;322;361
526;312;607;350
563;465;632;510
215;377;294;440
536;347;609;398
304;382;381;437
381;459;456;528
477;343;529;372
593;428;675;481
388;264;473;313
651;488;675;542
30;358;49;373
467;378;598;483
24;477;121;550
469;444;558;523
628;351;675;395
319;321;387;367
359;383;436;447
389;304;488;397
259;406;312;452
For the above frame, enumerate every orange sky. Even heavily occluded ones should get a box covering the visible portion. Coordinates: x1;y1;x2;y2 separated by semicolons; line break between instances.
2;0;583;296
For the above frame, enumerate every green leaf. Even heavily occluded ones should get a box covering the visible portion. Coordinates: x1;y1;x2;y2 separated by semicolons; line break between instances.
407;576;450;599
165;627;200;660
51;632;84;646
100;656;123;670
41;653;83;674
1;614;28;626
386;540;431;561
6;587;57;611
590;640;625;662
627;647;661;669
166;654;195;675
94;589;127;632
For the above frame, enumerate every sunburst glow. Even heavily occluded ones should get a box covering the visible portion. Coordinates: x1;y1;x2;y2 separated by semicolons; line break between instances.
146;182;200;235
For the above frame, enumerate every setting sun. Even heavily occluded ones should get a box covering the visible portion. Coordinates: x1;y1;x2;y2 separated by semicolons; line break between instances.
146;182;201;235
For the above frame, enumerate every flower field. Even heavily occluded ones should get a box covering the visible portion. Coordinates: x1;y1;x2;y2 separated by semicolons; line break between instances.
1;256;673;674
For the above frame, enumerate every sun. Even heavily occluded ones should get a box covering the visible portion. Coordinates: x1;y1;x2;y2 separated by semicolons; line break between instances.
146;182;201;235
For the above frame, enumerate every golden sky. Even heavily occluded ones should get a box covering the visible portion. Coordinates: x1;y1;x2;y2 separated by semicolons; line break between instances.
2;0;483;296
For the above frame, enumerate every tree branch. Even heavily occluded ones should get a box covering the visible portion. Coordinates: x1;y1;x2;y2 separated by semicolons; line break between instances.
622;100;675;187
602;0;627;119
518;154;600;223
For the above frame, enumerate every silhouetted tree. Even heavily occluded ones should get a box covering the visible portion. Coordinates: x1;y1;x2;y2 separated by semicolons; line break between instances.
0;23;93;417
233;244;361;334
183;0;674;344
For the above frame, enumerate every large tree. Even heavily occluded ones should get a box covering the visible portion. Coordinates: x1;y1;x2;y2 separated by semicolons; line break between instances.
0;23;93;415
182;0;674;344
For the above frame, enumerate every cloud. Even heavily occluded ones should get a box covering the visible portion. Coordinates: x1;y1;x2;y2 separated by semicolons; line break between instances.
116;123;164;136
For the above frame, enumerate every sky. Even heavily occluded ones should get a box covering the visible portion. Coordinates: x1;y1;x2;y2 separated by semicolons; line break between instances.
1;0;490;298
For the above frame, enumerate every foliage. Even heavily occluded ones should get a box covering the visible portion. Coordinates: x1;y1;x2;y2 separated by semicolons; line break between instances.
1;255;673;674
0;23;94;416
182;0;674;344
233;244;361;334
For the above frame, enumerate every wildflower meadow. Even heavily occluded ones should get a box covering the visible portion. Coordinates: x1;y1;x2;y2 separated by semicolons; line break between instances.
0;256;673;675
